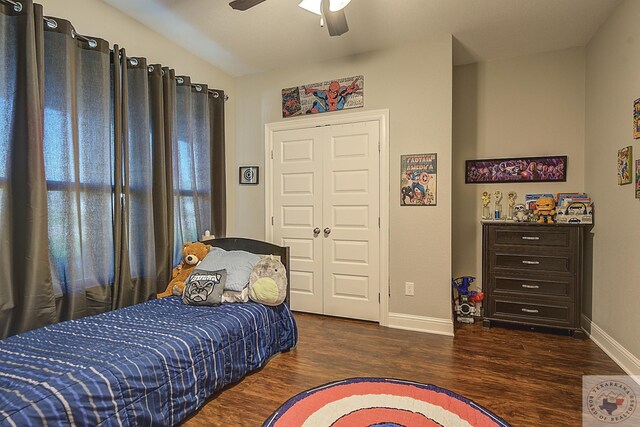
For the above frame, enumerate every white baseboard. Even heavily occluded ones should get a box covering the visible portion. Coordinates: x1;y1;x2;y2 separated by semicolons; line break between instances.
582;315;640;383
388;312;454;336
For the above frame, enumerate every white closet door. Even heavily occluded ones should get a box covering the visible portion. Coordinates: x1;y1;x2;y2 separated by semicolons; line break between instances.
272;128;324;314
272;121;380;322
322;121;380;321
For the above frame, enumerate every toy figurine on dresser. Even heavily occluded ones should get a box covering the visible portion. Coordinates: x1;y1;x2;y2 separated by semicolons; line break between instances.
534;196;556;223
514;203;528;222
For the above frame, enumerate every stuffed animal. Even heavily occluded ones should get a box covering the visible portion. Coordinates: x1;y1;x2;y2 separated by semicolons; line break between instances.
157;241;211;298
534;197;556;224
248;255;287;306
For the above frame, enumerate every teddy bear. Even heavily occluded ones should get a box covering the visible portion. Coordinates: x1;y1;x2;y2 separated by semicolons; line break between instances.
157;241;211;298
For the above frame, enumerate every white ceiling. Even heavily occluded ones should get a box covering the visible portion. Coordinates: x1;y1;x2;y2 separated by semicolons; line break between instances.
100;0;621;77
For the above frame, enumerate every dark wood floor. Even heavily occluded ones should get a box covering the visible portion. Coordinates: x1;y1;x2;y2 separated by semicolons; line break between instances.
183;312;624;426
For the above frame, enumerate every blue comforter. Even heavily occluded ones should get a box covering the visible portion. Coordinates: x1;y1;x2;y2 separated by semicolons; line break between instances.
0;297;297;426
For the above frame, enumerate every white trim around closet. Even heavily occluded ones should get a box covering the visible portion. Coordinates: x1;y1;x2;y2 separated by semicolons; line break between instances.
264;109;390;327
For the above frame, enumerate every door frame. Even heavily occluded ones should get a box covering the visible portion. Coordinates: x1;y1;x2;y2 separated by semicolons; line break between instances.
265;109;390;327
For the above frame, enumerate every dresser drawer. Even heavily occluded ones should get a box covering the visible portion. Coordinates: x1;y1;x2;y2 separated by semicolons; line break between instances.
493;228;570;248
494;253;571;273
493;276;573;299
489;298;574;327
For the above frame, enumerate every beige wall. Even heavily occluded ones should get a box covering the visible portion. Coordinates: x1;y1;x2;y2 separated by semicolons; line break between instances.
452;48;586;289
234;37;454;319
585;0;640;363
37;0;238;233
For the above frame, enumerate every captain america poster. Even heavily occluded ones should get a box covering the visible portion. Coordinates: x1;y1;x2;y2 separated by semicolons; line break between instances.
400;153;437;206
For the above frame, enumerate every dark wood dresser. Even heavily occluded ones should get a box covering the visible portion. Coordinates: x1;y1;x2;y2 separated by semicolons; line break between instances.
482;222;591;338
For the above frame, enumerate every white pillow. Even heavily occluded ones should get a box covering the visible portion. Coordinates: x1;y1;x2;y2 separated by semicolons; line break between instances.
199;247;261;291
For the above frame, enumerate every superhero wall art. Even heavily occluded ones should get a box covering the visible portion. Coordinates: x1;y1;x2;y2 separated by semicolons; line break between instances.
401;154;437;206
282;75;364;118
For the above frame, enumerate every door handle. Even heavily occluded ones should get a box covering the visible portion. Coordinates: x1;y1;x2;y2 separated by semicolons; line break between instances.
313;227;321;235
324;227;331;235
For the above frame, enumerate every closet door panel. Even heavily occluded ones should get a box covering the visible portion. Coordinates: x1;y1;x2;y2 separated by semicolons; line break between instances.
322;121;380;321
273;128;324;314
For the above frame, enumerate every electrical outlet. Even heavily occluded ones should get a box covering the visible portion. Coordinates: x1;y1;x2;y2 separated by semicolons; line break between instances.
405;282;415;296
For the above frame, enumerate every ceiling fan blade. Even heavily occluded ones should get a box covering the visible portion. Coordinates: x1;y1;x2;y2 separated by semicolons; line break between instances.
321;0;349;36
229;0;267;11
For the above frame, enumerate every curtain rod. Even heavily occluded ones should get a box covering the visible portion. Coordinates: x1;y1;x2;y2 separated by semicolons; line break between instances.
0;2;99;48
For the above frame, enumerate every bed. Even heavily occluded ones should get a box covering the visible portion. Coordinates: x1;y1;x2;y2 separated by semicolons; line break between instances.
0;238;297;427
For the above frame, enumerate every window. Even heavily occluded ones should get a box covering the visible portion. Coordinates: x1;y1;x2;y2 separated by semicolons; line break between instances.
43;38;114;297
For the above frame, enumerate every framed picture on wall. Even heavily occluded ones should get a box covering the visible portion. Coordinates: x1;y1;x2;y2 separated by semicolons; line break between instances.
636;159;640;198
465;155;567;183
634;97;640;139
617;146;632;185
239;166;259;185
400;153;437;206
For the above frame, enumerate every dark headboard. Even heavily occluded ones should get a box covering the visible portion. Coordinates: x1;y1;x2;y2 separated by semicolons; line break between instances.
200;237;291;305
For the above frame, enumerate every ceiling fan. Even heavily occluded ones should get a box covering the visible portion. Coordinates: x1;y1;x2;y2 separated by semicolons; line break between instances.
229;0;350;36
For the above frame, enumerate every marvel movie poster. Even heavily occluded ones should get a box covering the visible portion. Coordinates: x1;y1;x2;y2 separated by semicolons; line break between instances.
282;75;364;118
401;154;437;206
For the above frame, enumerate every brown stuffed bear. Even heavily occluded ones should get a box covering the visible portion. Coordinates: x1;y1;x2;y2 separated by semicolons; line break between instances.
157;241;211;298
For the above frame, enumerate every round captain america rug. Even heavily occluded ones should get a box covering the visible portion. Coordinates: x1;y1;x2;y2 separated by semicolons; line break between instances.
263;377;511;427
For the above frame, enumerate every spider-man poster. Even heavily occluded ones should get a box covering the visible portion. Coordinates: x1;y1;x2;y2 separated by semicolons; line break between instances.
282;75;364;118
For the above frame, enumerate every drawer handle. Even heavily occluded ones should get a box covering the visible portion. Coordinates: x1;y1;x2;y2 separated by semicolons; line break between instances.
522;260;540;265
521;308;539;314
521;284;540;289
522;236;540;241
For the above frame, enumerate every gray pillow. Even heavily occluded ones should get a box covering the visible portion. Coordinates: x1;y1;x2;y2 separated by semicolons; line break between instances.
182;268;227;306
198;247;261;291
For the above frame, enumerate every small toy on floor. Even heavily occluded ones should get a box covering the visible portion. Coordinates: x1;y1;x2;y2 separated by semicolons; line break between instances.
452;276;484;324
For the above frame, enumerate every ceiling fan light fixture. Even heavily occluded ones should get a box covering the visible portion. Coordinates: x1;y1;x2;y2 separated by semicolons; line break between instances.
299;0;350;16
329;0;350;12
299;0;321;16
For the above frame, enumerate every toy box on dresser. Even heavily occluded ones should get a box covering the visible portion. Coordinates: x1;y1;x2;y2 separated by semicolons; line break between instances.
481;222;592;338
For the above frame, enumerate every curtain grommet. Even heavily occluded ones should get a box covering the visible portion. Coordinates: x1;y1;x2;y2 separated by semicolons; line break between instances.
129;58;138;67
177;77;184;84
147;65;155;73
45;18;58;29
13;1;22;12
194;84;202;92
213;92;219;98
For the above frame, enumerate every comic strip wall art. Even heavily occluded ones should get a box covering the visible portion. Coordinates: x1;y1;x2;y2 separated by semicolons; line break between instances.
634;98;640;139
465;155;567;183
635;159;640;199
282;75;364;118
401;154;437;206
618;146;632;185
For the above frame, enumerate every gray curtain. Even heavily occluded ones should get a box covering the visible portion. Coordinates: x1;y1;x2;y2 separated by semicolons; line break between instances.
0;1;227;338
173;77;218;264
112;50;158;307
42;18;114;320
148;65;177;291
209;89;227;238
0;1;56;338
